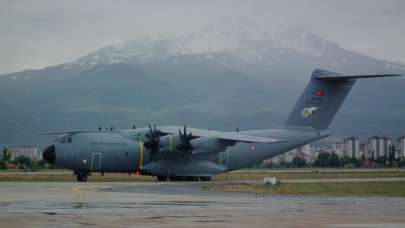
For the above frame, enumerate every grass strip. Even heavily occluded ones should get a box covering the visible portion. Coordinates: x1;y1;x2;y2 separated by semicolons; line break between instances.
206;181;405;196
215;170;405;180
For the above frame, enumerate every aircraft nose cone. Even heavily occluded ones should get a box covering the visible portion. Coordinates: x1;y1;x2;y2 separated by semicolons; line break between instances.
42;145;55;164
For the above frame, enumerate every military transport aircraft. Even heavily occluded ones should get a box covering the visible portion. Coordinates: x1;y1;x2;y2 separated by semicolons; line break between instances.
42;69;402;182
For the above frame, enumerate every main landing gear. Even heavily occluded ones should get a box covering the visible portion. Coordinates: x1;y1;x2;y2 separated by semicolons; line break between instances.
157;175;168;181
200;176;211;181
156;175;211;182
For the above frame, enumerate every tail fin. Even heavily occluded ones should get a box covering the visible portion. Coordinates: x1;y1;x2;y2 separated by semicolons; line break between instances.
284;69;401;130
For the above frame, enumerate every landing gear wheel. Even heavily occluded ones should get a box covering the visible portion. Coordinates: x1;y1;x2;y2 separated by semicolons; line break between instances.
169;176;179;181
200;176;211;181
186;176;199;181
76;174;88;182
157;175;167;181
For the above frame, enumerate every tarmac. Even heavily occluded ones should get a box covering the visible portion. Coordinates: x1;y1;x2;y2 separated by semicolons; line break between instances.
0;181;405;228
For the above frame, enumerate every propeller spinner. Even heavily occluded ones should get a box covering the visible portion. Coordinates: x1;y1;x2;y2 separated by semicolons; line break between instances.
144;123;161;162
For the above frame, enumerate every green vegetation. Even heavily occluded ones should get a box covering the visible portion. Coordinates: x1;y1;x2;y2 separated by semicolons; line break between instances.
0;148;48;171
315;152;345;167
13;156;33;168
400;158;405;167
291;156;307;168
206;181;405;196
264;150;405;169
269;156;308;168
0;148;10;169
214;169;405;181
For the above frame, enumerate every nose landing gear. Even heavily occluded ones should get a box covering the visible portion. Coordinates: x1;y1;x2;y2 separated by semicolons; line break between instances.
74;171;89;182
76;174;88;182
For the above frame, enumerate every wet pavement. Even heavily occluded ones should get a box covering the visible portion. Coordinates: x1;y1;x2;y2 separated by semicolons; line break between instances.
0;182;404;228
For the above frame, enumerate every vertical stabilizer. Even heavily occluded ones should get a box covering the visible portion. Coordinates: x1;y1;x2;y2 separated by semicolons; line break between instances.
284;69;401;130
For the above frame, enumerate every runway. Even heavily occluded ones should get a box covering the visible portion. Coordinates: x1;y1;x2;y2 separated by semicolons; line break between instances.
1;182;405;228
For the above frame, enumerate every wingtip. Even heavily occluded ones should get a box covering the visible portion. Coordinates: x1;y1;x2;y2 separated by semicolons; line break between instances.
271;139;288;144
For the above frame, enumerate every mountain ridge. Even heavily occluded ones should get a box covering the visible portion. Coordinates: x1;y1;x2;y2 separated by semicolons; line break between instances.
0;20;404;146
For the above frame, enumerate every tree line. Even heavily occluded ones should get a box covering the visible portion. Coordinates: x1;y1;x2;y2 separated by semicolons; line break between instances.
264;151;405;169
0;148;48;171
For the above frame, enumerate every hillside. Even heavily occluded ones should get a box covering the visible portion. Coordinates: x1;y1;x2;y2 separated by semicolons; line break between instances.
1;20;404;146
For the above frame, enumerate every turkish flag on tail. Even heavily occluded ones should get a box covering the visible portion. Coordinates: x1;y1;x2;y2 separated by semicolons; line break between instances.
315;89;325;97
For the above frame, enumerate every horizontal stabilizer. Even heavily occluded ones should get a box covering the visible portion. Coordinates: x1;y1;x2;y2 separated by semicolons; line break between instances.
314;70;402;81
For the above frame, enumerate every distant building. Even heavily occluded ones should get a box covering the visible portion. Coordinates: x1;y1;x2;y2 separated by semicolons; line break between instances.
332;141;344;157
298;144;315;162
399;136;405;159
8;147;39;161
270;144;314;163
343;137;360;159
359;142;366;158
367;136;392;159
270;154;283;163
283;151;294;163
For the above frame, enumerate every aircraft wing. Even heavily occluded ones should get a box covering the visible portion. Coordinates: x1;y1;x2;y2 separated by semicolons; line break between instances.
40;130;114;135
41;127;287;144
160;126;286;144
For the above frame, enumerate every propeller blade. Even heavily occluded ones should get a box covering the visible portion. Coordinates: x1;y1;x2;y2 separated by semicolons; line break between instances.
144;123;161;162
178;129;183;141
175;125;194;165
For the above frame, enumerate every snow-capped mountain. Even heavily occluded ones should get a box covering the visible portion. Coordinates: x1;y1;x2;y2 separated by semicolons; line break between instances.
1;19;405;146
182;18;270;53
274;25;341;57
67;19;340;70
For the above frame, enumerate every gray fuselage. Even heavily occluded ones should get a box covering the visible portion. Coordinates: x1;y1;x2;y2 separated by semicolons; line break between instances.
52;127;328;177
43;68;399;179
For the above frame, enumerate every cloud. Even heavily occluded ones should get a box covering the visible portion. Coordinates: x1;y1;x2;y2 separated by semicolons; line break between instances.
1;0;404;74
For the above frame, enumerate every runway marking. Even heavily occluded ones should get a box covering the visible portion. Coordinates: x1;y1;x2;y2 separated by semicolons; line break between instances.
72;185;112;193
72;186;94;192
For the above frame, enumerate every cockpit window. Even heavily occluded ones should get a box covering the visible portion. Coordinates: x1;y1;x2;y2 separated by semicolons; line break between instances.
58;136;72;144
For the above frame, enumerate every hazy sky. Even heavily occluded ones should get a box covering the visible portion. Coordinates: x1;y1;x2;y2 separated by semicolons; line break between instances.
1;0;405;74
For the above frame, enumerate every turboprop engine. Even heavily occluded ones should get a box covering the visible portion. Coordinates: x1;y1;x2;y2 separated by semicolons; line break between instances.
153;126;231;163
190;137;228;155
158;134;183;153
159;135;228;156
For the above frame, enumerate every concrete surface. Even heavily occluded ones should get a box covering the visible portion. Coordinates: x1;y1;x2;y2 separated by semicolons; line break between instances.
0;182;404;228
